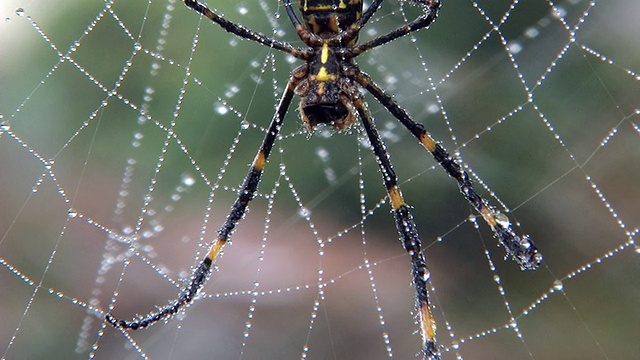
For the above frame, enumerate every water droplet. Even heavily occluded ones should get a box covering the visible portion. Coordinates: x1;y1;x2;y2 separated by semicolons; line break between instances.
298;207;310;218
553;280;564;291
553;7;567;19
525;27;539;39
182;174;196;186
426;103;440;114
508;42;523;54
315;147;329;161
422;270;431;282
215;104;228;115
15;8;25;17
68;208;78;218
494;213;510;228
0;121;9;131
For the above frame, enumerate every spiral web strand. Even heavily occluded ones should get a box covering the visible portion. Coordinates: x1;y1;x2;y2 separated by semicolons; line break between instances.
1;0;638;359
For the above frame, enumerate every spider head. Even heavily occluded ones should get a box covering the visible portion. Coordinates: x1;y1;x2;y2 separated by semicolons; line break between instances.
298;0;363;37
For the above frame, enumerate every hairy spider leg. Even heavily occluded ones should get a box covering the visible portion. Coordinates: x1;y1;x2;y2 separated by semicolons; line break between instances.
106;70;305;329
355;98;441;360
347;65;542;270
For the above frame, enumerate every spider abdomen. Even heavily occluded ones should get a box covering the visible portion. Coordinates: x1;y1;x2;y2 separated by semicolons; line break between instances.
296;43;358;131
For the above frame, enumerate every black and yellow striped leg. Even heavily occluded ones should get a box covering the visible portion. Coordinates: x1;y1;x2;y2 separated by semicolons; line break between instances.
106;72;302;330
355;99;440;360
347;66;542;270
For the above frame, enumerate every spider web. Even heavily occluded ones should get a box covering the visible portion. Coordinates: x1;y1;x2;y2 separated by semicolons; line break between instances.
1;0;638;359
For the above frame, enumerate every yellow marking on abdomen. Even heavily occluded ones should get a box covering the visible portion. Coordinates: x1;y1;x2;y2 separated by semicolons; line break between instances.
321;43;329;64
388;186;406;210
316;67;336;82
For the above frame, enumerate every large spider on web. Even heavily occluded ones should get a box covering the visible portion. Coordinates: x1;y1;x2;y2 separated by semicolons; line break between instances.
106;0;542;358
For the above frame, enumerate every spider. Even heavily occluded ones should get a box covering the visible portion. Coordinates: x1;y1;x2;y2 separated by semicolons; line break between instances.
106;1;542;358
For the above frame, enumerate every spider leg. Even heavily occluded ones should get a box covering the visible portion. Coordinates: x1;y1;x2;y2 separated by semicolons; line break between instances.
283;0;308;32
105;68;305;330
348;0;441;56
353;96;441;360
338;0;384;45
335;0;383;46
346;65;542;270
183;0;306;58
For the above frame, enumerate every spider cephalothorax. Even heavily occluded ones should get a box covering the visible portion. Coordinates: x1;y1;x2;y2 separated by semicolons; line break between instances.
106;2;541;359
298;0;363;38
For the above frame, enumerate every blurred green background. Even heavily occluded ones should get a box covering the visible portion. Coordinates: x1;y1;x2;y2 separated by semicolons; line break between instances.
1;0;639;359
